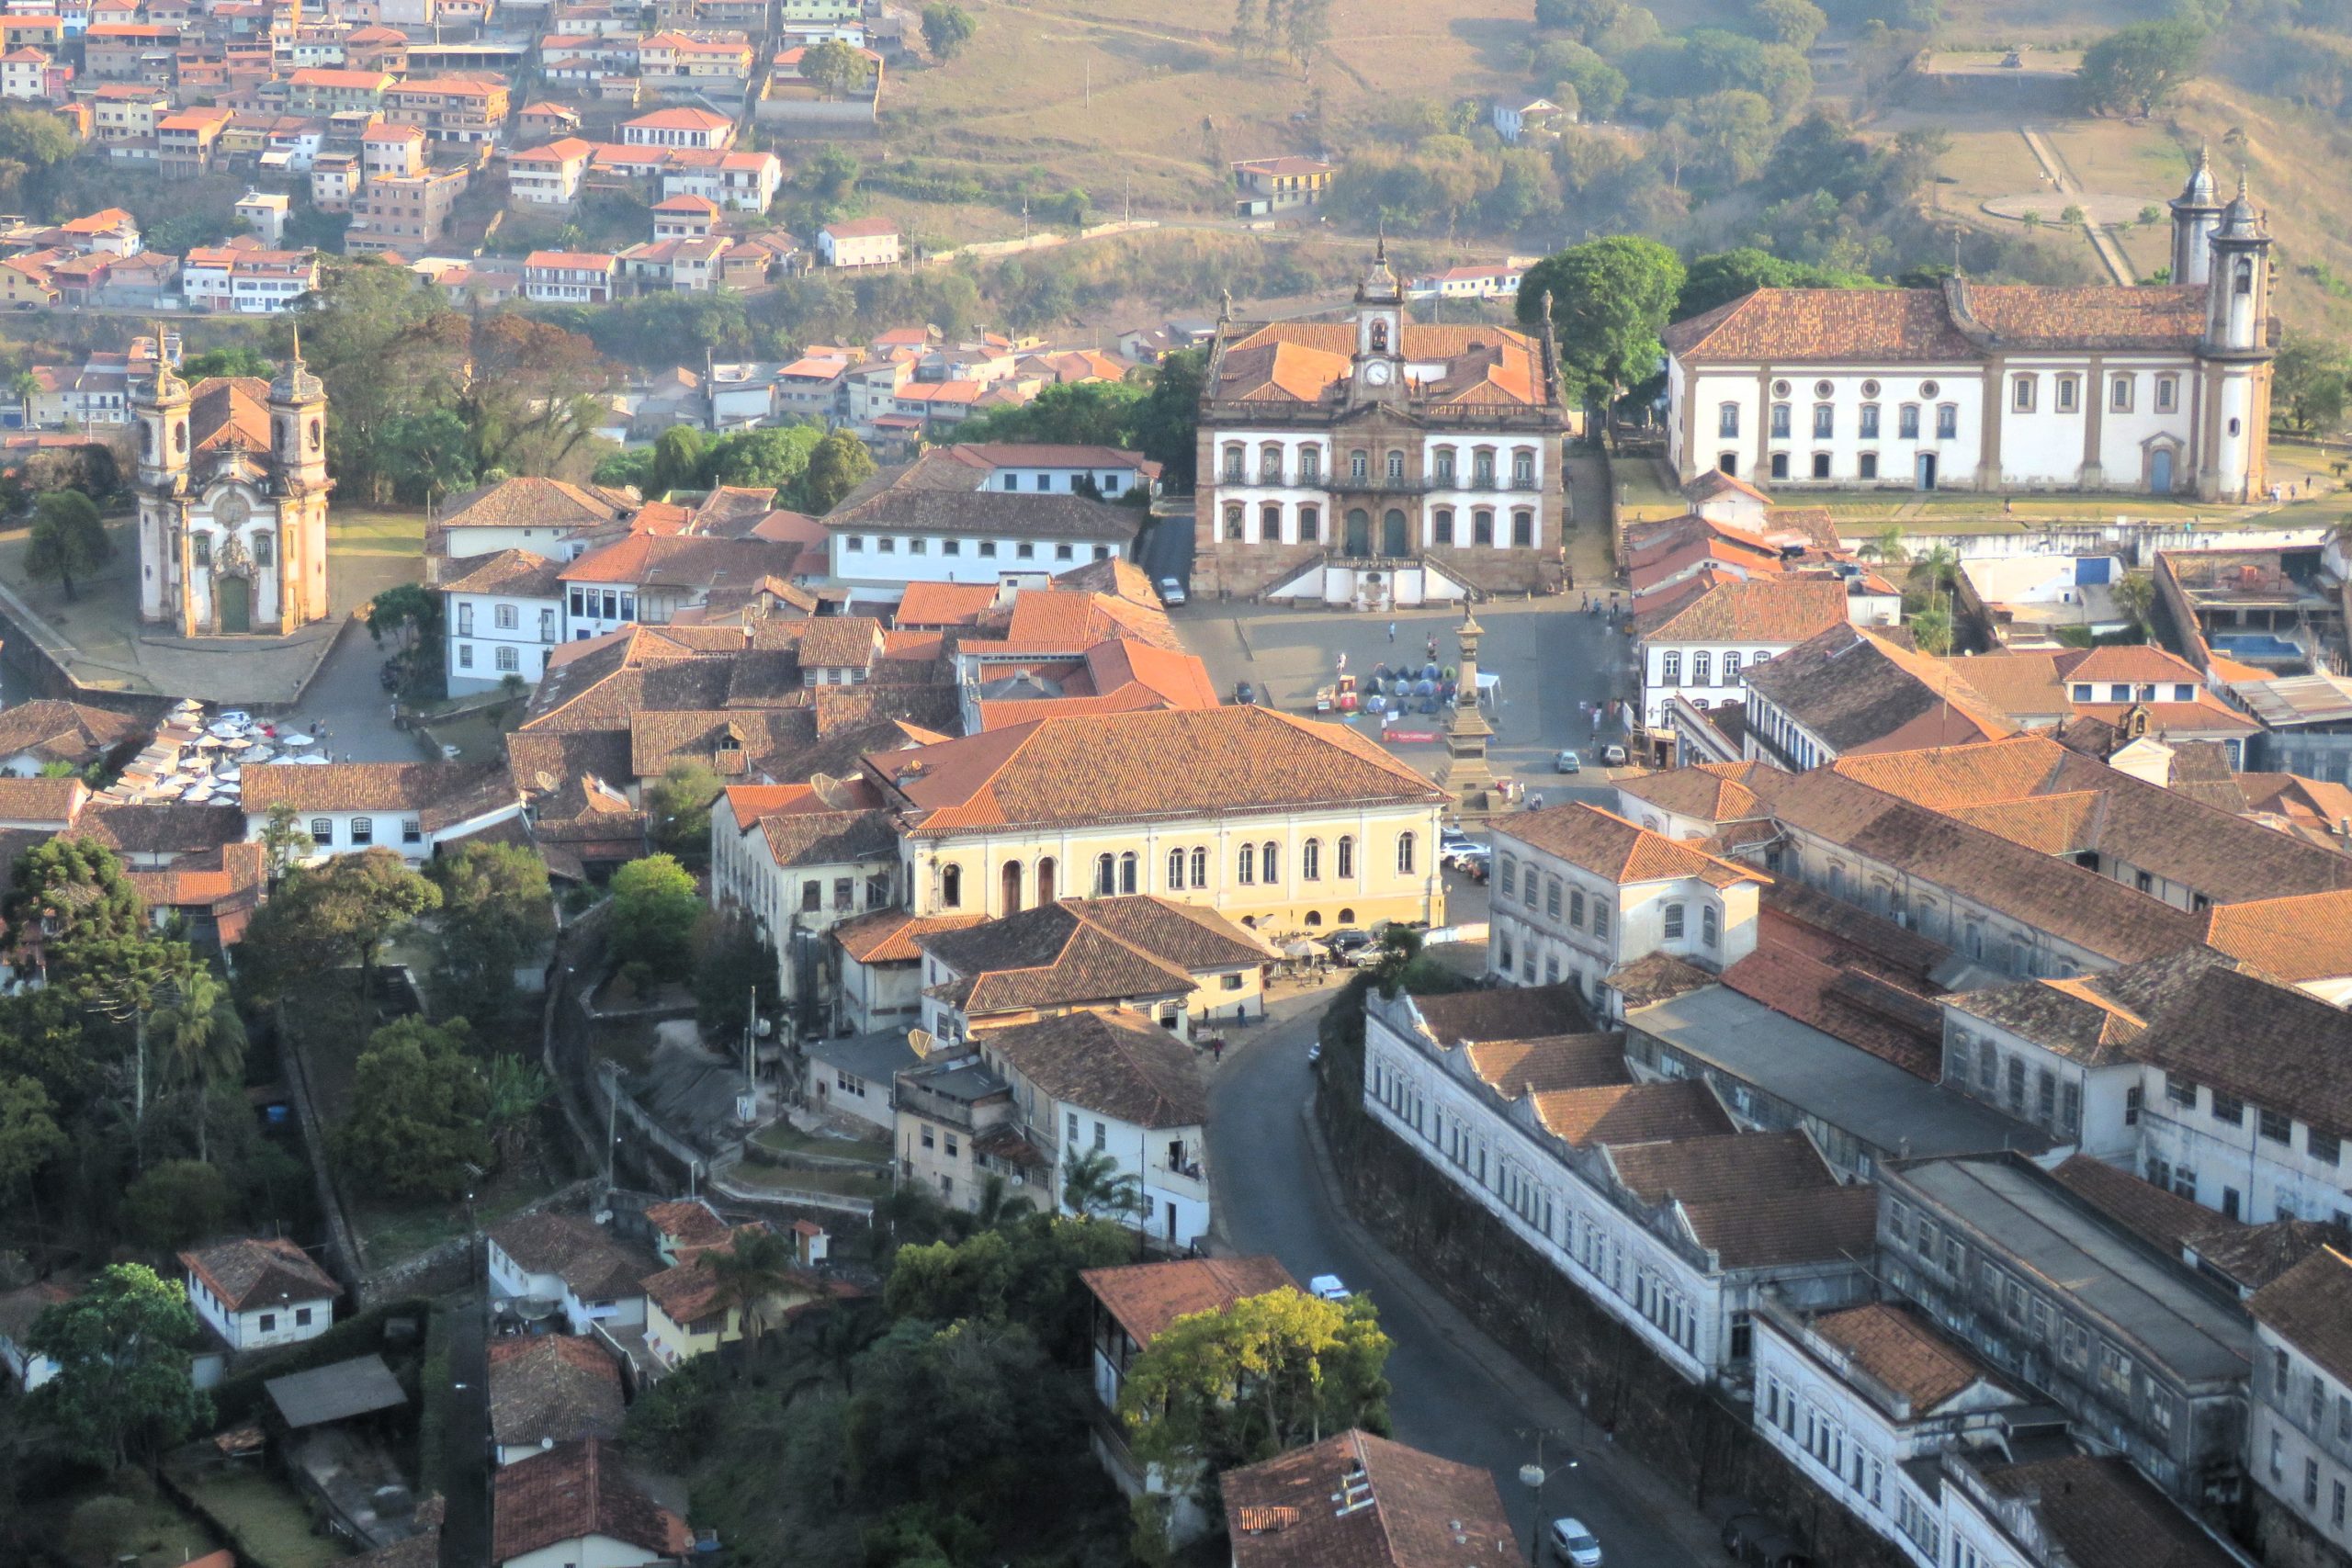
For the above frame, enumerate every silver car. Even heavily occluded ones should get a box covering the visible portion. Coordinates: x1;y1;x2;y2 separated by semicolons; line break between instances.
1548;1518;1602;1568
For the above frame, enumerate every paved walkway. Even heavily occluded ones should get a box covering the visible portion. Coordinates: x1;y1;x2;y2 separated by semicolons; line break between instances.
1565;451;1618;586
2018;127;2137;287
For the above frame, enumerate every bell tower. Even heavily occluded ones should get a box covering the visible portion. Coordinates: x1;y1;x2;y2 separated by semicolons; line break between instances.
2199;175;2275;504
1351;236;1406;405
135;345;190;493
2168;145;2223;288
2203;175;2273;355
270;325;329;492
267;324;334;629
133;337;191;626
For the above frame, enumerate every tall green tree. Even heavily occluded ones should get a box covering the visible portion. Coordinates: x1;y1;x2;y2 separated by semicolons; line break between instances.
0;1072;62;1253
608;854;703;984
1118;1288;1391;1493
705;424;822;498
1059;1146;1143;1223
2274;333;2352;437
1136;348;1204;491
2077;19;2208;117
791;430;877;513
921;2;977;59
801;37;877;97
179;347;274;380
1677;247;1871;319
703;1226;801;1342
647;760;726;863
425;841;555;1029
22;489;109;601
241;849;440;1011
650;425;707;498
28;1263;210;1472
119;1159;231;1253
844;1318;1070;1516
692;908;779;1043
481;1051;549;1169
3;839;145;982
334;1017;491;1201
1517;236;1686;415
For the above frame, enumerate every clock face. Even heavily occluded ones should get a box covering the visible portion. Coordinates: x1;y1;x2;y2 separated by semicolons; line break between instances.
1366;362;1393;386
216;493;250;528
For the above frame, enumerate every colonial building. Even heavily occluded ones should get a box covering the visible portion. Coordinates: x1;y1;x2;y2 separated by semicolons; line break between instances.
1192;243;1569;605
1663;157;2276;502
131;340;331;636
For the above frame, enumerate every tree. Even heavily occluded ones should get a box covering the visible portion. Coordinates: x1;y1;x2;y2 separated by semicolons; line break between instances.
647;760;725;863
425;841;555;1029
366;581;442;657
22;489;108;602
1747;0;1825;51
1860;525;1908;565
592;446;656;491
2077;19;2208;117
1060;1147;1143;1223
147;961;243;1162
1908;600;1953;655
1118;1288;1391;1493
481;1051;549;1169
704;423;821;498
259;802;311;884
1134;349;1205;492
1530;39;1626;120
801;37;876;98
792;429;877;513
608;854;703;985
650;424;707;498
242;849;440;1012
922;2;977;60
3;839;145;983
0;1073;62;1252
693;909;778;1043
28;1263;209;1472
0;107;76;206
1517;236;1686;416
179;346;273;380
2112;570;2157;635
703;1226;800;1342
1677;248;1871;319
844;1318;1072;1517
886;1228;1014;1324
2274;333;2352;437
120;1159;231;1253
334;1017;491;1201
379;408;478;503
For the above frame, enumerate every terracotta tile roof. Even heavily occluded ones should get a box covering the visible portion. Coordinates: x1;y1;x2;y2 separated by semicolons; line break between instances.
1222;1430;1517;1568
1496;803;1765;888
1962;283;2209;351
487;1213;660;1300
492;1439;689;1562
1664;287;1981;364
2053;644;2208;685
241;762;518;832
920;901;1199;1015
982;1009;1205;1128
1942;650;2071;718
1413;984;1593;1046
1080;1255;1299;1346
441;548;564;598
870;706;1442;836
1213;321;1548;408
1608;1128;1833;1206
2199;890;2352;981
1719;937;1942;1078
0;776;88;827
825;484;1140;543
831;908;987;964
0;699;142;767
2131;963;2352;1138
1603;953;1719;1009
438;477;628;534
892;581;999;627
179;1236;341;1312
1803;1302;2013;1410
1950;977;2148;1066
758;806;897;870
1531;1079;1732;1148
1741;626;2018;755
486;1334;623;1450
2250;1247;2352;1385
1611;761;1772;828
1635;575;1849;645
2067;700;2257;737
1463;1033;1629;1099
643;1199;729;1253
1940;791;2104;854
2187;1217;2348;1294
187;376;270;452
2049;1153;2236;1259
799;615;881;670
1976;1453;2247;1568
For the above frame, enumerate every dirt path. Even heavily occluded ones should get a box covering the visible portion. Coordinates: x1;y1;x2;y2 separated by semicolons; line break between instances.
2019;126;2138;286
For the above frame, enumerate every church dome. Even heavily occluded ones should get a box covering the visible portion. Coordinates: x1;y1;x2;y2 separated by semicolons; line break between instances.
2218;174;2261;238
270;327;324;402
2176;145;2216;208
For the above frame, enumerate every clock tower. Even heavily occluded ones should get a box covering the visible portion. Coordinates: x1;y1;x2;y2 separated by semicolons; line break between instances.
1351;235;1406;404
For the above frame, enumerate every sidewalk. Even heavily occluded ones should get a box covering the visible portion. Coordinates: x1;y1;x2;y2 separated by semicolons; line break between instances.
1293;1089;1735;1566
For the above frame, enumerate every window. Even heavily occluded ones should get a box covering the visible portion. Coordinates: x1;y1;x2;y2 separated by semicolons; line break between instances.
259;1313;277;1333
1936;404;1959;440
1397;833;1416;875
1095;853;1116;896
2111;374;2134;412
1512;510;1533;547
1661;650;1681;684
2007;1056;2027;1111
978;541;997;558
1299;505;1320;541
1191;846;1208;886
253;531;274;565
1337;836;1355;878
457;644;474;669
1473;450;1496;487
1545;878;1562;919
1498;857;1515;898
2156;375;2178;412
1167;847;1186;889
1261;503;1281;541
495;646;518;672
1859;404;1880;438
1898;404;1920;439
2312;1130;2342;1166
1224;504;1243;541
1770;453;1789;480
1663;903;1685;940
1859;453;1878;479
2212;1093;2244;1125
296;1306;312;1326
2013;375;2037;412
1434;448;1456;482
1302;839;1322;880
1016;543;1035;559
1591;902;1608;938
1513;450;1534;486
1718;403;1739;438
2126;1085;2143;1124
1811;453;1831;479
1120;852;1137;894
1300;447;1321;481
1349;449;1368;480
1432;508;1455;545
1223;446;1244;481
1385;449;1405;481
1813;403;1834;437
1259;445;1283;483
494;603;517;630
877;537;895;554
1721;652;1741;683
1261;842;1280;883
350;816;374;845
2165;1075;2198;1108
2261;1107;2293;1144
1701;906;1718;948
941;864;962;908
1237;843;1256;885
1770;403;1791;439
1474;509;1494;545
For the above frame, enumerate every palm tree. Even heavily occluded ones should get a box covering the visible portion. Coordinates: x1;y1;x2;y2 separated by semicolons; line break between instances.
150;960;244;1164
483;1053;550;1170
1910;601;1955;656
2112;569;2157;637
702;1226;800;1348
1060;1147;1144;1224
1913;542;1959;600
973;1170;1035;1229
1861;525;1909;565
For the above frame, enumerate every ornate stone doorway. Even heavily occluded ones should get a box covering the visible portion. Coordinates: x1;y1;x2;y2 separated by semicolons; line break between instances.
217;573;251;634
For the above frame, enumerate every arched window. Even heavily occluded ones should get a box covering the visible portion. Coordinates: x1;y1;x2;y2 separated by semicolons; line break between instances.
1095;853;1116;896
1224;504;1243;541
1223;444;1245;481
1261;502;1282;541
1433;446;1457;483
1385;449;1405;480
1261;841;1280;883
1036;857;1057;903
1119;852;1138;894
1702;906;1719;948
1349;449;1368;481
2235;258;2254;296
1305;910;1323;927
1168;847;1186;889
1511;450;1534;485
1396;832;1416;875
1302;839;1322;880
350;816;374;846
1259;443;1283;483
1238;843;1256;885
1001;861;1023;914
1191;846;1208;886
1473;510;1494;546
941;864;962;908
1663;902;1686;940
1826;862;1845;897
1432;508;1455;546
1337;836;1355;878
1338;907;1356;924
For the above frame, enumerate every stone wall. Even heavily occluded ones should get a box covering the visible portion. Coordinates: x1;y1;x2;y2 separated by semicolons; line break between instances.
2245;1487;2349;1568
1315;1046;1912;1568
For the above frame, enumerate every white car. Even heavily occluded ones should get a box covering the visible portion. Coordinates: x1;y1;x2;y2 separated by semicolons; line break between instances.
1308;1273;1352;1302
1158;576;1188;606
1548;1518;1602;1568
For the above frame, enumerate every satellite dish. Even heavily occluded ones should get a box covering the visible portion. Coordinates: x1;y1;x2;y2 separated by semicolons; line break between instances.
907;1028;935;1058
534;771;557;792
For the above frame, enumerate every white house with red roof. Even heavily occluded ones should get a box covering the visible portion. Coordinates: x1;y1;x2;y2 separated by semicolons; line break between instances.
818;216;898;268
620;105;734;150
179;1236;342;1354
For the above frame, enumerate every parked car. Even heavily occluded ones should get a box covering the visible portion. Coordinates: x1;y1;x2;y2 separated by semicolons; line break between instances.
1158;576;1187;606
1555;749;1581;773
1324;928;1374;964
1548;1519;1603;1568
1308;1274;1352;1301
1440;828;1486;861
1233;680;1257;705
1599;744;1628;767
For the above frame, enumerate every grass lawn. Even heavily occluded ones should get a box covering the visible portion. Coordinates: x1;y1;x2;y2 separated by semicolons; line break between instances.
175;1469;350;1568
351;1160;561;1268
56;1489;220;1568
327;507;426;558
729;1161;889;1200
752;1122;889;1164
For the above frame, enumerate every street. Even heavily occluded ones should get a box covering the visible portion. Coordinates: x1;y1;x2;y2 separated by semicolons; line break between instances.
277;618;441;762
1208;991;1730;1568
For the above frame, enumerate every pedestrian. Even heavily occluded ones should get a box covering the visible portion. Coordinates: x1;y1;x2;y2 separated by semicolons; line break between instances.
1427;634;1438;660
1591;709;1601;733
1530;791;1544;810
1211;1038;1224;1064
1386;621;1396;642
1337;651;1348;673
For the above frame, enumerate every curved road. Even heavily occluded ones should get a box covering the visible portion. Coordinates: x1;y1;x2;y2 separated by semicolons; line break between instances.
1207;990;1725;1568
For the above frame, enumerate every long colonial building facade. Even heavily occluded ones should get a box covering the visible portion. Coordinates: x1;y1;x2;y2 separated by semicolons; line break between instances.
1191;246;1571;607
1663;157;2276;502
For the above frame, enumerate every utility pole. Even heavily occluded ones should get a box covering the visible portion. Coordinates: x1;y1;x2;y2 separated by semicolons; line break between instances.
605;1074;619;1195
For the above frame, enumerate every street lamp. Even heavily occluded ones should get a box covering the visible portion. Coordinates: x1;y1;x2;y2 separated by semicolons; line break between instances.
1516;1428;1577;1565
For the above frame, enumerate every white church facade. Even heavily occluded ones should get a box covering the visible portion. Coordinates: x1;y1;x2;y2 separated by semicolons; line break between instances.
1662;156;2275;503
131;339;333;637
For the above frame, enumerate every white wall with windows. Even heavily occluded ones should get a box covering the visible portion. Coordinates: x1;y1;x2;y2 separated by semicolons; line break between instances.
2251;1314;2352;1556
185;1269;334;1354
1641;639;1799;729
828;527;1122;595
1204;429;1547;549
447;587;562;693
2138;1066;2351;1228
1488;827;1762;1006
